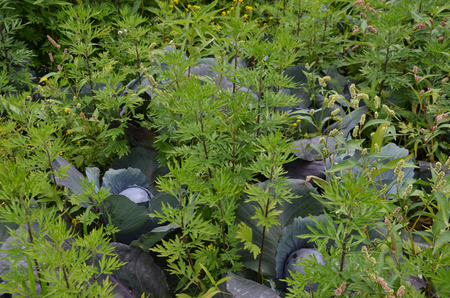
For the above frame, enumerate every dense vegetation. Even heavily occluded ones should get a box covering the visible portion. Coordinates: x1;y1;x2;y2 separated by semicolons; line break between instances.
1;0;450;297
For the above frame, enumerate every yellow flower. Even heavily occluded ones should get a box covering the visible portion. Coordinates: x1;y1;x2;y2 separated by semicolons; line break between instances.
59;151;63;156
304;133;309;138
174;0;178;3
72;218;79;225
64;108;70;113
207;244;216;251
293;123;297;126
246;6;252;10
221;11;226;16
243;14;248;19
169;4;173;8
217;25;222;30
296;119;301;123
40;77;47;82
269;16;273;20
264;23;267;26
230;7;234;10
77;140;80;145
227;10;230;14
187;4;191;8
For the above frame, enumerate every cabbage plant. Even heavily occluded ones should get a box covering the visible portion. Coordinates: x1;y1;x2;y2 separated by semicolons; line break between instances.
276;215;327;292
52;156;177;244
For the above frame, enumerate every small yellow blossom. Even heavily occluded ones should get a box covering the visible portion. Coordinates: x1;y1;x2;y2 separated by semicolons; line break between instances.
293;123;297;126
169;4;173;8
221;11;226;16
230;7;234;10
264;23;267;26
59;151;63;156
72;218;79;225
40;77;48;82
227;10;230;14
77;140;80;145
243;14;248;19
207;244;216;251
246;6;252;10
304;133;309;138
269;16;273;20
64;108;70;113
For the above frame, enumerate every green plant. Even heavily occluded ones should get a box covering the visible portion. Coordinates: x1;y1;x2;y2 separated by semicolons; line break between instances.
284;152;450;297
237;131;297;283
0;92;124;296
0;1;35;93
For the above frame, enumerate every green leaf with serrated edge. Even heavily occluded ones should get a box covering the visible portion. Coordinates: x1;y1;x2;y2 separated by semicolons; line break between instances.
327;159;358;173
435;192;449;226
433;231;450;255
371;123;388;153
371;154;414;177
362;119;392;131
235;179;323;279
236;223;260;260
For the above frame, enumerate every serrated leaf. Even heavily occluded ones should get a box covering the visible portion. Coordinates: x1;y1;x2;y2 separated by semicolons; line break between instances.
432;231;450;255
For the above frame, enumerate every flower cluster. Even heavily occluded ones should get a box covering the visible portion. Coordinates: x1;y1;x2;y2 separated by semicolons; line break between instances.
318;76;331;87
377;277;394;295
436;113;449;123
47;35;60;49
366;25;378;34
334;281;346;296
413;23;426;30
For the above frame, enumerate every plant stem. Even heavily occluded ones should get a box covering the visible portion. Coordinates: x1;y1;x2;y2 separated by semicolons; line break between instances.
198;111;212;178
0;22;10;74
257;163;275;283
24;218;46;293
134;39;142;84
233;37;238;94
339;232;349;272
256;65;264;136
378;31;391;98
81;29;95;99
